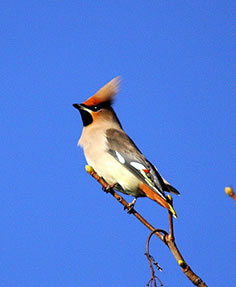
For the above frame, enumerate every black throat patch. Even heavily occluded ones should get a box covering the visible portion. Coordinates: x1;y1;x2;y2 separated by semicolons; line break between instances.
79;109;93;126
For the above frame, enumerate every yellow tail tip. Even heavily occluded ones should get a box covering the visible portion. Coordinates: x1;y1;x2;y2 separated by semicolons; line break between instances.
225;186;233;196
85;165;94;174
168;203;178;218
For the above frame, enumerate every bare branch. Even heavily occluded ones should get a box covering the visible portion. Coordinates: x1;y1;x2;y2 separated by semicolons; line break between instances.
85;165;207;286
145;229;164;287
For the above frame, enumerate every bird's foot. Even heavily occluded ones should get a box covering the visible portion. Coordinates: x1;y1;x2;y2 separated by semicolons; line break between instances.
124;198;137;214
102;183;117;193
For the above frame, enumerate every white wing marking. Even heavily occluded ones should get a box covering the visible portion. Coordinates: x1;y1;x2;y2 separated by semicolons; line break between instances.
130;161;146;171
115;151;125;164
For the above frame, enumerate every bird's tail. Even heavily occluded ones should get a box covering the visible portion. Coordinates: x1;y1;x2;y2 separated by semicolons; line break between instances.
139;182;178;218
162;177;180;195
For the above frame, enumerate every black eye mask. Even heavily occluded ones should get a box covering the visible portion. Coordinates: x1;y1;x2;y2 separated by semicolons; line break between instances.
81;100;112;112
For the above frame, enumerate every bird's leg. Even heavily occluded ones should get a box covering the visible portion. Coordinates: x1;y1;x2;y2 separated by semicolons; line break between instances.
124;198;137;214
102;182;117;193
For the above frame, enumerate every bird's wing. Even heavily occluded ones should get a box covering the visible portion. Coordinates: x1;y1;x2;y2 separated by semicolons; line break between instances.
105;128;175;199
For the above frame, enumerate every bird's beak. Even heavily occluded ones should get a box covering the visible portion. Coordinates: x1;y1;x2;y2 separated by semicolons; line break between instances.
73;103;83;110
73;103;92;114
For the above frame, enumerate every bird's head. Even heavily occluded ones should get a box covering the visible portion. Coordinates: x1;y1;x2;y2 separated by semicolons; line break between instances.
73;77;121;127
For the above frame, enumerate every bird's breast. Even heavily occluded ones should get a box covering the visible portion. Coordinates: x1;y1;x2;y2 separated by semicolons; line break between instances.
79;128;144;197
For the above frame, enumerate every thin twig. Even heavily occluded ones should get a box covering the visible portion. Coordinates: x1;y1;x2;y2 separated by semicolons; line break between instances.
225;186;236;203
167;196;174;241
85;165;208;287
145;229;164;287
85;165;165;240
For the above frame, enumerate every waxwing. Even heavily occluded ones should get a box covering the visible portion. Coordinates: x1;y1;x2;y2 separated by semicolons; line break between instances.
73;77;179;217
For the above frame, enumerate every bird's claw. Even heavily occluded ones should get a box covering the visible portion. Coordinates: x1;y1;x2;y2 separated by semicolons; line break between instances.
102;183;117;193
124;198;137;214
125;205;134;214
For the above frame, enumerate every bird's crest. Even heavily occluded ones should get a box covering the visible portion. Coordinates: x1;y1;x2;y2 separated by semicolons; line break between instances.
83;76;120;106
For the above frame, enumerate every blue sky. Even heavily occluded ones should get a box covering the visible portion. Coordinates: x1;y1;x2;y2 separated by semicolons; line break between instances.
1;1;235;286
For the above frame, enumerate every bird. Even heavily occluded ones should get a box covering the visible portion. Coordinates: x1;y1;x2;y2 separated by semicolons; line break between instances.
73;77;179;218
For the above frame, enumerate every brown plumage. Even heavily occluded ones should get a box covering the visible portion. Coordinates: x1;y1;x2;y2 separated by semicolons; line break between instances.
73;77;179;217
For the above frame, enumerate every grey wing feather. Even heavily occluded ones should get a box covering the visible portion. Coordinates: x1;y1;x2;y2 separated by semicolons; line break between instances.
106;128;176;197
